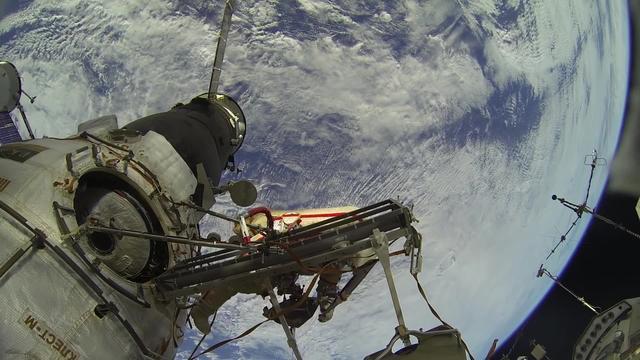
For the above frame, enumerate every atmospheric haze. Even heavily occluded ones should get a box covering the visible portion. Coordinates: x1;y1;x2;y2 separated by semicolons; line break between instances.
0;0;630;358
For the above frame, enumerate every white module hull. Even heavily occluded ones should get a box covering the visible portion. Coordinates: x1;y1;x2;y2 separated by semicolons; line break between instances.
0;132;198;360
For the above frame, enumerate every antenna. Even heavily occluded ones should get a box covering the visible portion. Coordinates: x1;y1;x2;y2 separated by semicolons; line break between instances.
582;149;606;205
544;217;575;261
21;89;37;104
0;61;35;140
543;150;607;261
552;195;640;240
536;265;599;314
200;1;247;166
207;0;236;102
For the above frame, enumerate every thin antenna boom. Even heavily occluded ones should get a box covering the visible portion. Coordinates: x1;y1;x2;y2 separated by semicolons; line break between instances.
544;151;606;261
536;265;599;314
553;196;640;240
583;149;606;205
16;103;35;139
208;0;236;102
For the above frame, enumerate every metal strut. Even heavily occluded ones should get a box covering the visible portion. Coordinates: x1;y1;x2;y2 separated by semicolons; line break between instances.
0;235;41;279
537;265;599;314
154;200;414;297
16;103;35;139
266;280;303;360
553;195;640;240
371;228;411;347
172;200;421;357
208;0;236;100
84;224;257;251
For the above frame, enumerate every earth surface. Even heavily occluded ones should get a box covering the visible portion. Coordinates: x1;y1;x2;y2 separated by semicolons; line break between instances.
0;0;631;359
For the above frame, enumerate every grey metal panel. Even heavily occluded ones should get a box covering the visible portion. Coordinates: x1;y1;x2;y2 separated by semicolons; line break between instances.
77;114;118;135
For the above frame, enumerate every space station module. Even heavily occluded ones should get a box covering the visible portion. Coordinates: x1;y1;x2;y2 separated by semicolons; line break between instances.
0;93;245;359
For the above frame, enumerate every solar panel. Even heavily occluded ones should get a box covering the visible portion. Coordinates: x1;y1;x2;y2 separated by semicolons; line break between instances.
0;112;23;145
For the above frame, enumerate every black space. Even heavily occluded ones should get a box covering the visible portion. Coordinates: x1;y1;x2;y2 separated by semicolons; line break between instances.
492;189;640;359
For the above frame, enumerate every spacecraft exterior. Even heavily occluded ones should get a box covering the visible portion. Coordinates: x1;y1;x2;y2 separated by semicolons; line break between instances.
573;297;640;360
0;30;249;357
0;95;430;359
0;94;246;359
0;1;478;359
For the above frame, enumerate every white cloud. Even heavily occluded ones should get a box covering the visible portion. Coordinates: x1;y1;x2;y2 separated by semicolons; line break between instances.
0;0;630;358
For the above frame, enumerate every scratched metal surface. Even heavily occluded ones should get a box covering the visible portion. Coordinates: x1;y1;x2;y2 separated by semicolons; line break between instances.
0;136;194;359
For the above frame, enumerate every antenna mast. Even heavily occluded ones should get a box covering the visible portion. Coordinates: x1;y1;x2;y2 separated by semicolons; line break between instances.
208;0;236;102
551;195;640;240
536;265;599;314
544;150;608;260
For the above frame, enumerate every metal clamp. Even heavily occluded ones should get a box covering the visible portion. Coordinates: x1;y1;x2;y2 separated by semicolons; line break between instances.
408;228;422;276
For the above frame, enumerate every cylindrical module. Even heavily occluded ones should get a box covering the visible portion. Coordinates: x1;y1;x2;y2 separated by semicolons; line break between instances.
0;93;246;359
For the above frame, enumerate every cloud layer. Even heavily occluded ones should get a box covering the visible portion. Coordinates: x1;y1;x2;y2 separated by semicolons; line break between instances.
0;0;630;358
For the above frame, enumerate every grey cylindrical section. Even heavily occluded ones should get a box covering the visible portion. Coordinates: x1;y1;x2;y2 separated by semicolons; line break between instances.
125;97;236;187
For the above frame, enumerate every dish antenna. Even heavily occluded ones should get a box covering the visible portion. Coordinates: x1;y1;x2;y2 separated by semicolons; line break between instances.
0;61;22;113
0;61;35;140
212;180;257;207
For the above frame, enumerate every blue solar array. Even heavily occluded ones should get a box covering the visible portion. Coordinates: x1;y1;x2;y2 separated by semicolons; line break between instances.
0;112;23;145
